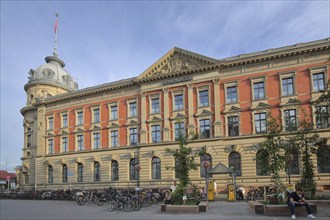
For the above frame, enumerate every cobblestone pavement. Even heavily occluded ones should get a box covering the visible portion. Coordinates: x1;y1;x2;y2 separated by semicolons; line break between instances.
1;200;329;220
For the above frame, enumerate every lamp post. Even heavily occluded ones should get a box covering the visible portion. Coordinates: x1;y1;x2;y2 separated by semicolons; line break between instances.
230;166;237;202
202;161;210;201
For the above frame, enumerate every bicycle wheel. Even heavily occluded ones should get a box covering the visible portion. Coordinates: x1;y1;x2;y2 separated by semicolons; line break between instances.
134;199;142;211
96;197;105;206
107;200;118;212
124;200;135;212
77;196;84;206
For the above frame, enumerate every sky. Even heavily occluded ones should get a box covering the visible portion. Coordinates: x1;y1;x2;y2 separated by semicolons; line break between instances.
1;1;329;173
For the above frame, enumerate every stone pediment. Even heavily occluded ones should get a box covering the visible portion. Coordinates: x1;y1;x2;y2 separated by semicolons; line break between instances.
195;109;214;117
280;98;301;107
224;106;242;113
170;113;187;121
125;119;140;126
137;47;218;80
147;116;163;123
107;122;119;129
251;102;272;110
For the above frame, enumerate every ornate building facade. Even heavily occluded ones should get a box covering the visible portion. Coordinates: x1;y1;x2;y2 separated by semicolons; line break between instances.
19;38;330;191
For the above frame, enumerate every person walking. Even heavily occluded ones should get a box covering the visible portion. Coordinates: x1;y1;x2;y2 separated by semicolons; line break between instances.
287;188;316;219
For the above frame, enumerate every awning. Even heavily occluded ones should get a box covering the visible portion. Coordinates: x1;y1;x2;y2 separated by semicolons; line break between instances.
207;162;234;174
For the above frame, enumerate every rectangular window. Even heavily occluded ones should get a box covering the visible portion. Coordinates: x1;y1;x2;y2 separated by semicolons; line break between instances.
199;90;209;107
282;77;294;96
77;135;84;151
228;116;239;136
62;114;68;128
313;73;325;92
77;111;83;126
284;109;297;131
62;137;68;152
48;117;53;130
151;98;160;114
93;133;100;149
48;139;53;154
152;125;161;143
226;86;237;103
129;128;138;145
93;109;100;123
111;106;118;120
255;113;266;133
174;122;185;141
316;106;330;128
174;94;183;110
253;82;265;100
200;119;210;138
27;135;31;148
130;102;137;117
111;130;118;147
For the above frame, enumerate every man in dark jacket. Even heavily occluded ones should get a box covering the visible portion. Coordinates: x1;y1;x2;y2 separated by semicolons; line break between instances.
287;188;315;219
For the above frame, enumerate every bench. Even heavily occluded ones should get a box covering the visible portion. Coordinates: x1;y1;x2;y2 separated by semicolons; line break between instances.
265;203;317;216
248;201;265;214
198;201;208;212
165;204;199;214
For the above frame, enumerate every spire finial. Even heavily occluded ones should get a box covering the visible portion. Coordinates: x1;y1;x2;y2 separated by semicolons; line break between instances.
53;13;59;57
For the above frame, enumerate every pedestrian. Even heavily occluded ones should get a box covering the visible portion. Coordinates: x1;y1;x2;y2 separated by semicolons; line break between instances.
170;180;177;192
287;187;315;219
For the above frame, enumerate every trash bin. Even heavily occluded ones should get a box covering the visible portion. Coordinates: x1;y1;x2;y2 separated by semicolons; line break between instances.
227;184;235;201
208;180;214;201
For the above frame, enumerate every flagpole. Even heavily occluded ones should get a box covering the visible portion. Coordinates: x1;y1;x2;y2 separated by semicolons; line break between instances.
54;13;59;57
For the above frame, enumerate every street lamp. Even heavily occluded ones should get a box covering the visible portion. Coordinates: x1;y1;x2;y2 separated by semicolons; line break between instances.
230;166;237;202
202;161;210;201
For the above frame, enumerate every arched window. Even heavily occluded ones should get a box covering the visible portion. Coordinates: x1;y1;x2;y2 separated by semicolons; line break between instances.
130;158;138;180
228;152;241;176
317;146;330;173
94;162;101;181
175;158;181;179
77;163;83;182
256;150;269;176
152;157;161;179
62;164;68;183
48;165;53;183
111;160;119;181
200;154;212;178
287;150;299;175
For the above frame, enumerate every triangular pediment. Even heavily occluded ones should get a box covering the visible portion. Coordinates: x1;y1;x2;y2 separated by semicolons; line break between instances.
125;119;140;126
251;102;272;110
137;47;218;80
280;98;301;107
147;116;163;123
224;106;242;113
170;113;187;121
107;122;119;129
195;109;214;117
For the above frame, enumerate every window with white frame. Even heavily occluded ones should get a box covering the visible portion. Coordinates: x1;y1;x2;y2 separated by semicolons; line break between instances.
281;77;294;96
174;94;184;110
199;119;210;138
226;86;237;103
151;125;161;143
111;130;118;147
228;116;239;136
110;105;118;120
129;102;137;117
93;132;100;149
62;137;68;152
199;89;209;107
48;116;53;130
316;106;330;128
129;127;138;145
77;110;83;126
253;82;265;100
93;108;100;123
313;73;325;92
255;113;267;133
284;109;297;131
48;139;54;154
77;135;84;151
62;113;68;128
151;97;160;114
174;122;185;141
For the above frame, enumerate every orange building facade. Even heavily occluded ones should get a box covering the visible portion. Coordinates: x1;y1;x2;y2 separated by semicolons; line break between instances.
19;38;330;191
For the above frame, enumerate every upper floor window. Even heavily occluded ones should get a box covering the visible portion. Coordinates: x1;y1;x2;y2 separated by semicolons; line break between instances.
200;119;210;139
129;128;138;146
253;82;265;100
226;86;237;103
282;77;294;96
48;117;53;130
151;157;161;179
151;125;161;143
284;109;297;131
111;130;118;147
129;102;137;117
110;105;118;120
93;108;100;123
228;116;239;136
77;163;83;182
94;162;101;182
48;139;54;154
316;106;330;128
199;90;209;107
48;165;53;183
151;98;160;114
77;111;83;126
62;137;68;152
93;133;100;149
174;122;185;141
174;94;184;110
255;113;266;133
27;135;31;148
313;73;325;92
62;114;68;128
77;135;84;151
111;160;119;181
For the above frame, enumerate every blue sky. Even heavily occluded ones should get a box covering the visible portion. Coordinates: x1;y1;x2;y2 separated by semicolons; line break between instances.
1;1;329;172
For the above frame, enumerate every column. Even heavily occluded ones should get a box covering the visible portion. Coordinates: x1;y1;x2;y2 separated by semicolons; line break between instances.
187;83;195;138
140;92;147;144
213;78;222;137
163;88;170;142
